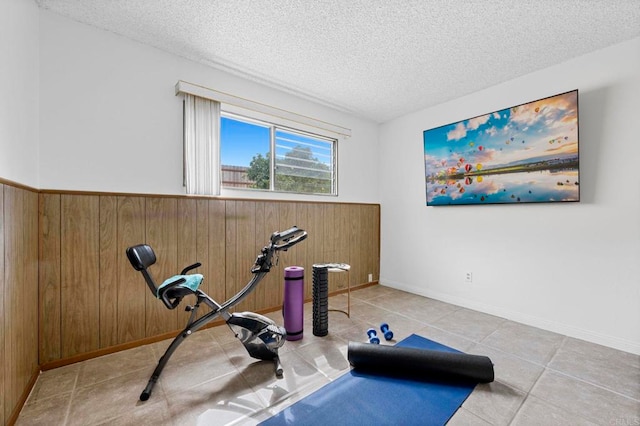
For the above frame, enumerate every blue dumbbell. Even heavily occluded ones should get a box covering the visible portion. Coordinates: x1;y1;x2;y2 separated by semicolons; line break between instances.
366;328;380;344
380;323;394;341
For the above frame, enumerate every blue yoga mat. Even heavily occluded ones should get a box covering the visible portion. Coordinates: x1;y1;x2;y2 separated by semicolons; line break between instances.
260;334;477;426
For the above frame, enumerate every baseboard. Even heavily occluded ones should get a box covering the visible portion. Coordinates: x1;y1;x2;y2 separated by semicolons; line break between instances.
39;317;226;371
380;278;640;356
7;367;40;426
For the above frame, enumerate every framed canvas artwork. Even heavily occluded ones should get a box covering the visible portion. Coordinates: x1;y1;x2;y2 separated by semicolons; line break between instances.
423;90;579;206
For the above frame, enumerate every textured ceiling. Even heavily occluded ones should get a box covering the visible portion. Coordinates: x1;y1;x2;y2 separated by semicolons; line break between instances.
36;0;640;123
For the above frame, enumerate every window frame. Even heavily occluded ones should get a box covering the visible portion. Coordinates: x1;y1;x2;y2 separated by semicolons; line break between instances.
220;110;338;196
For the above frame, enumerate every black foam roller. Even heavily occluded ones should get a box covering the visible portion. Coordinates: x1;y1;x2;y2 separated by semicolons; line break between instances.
347;342;494;383
312;266;329;336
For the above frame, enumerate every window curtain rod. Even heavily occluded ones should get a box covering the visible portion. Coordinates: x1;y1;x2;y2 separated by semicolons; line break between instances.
175;80;352;138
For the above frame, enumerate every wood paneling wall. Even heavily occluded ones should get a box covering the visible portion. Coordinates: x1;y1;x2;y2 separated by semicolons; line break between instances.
38;193;380;365
1;183;39;426
0;183;379;423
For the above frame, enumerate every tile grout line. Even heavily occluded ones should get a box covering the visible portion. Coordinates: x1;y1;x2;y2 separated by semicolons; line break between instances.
506;354;554;426
61;366;80;426
509;367;611;426
542;366;640;403
543;335;640;402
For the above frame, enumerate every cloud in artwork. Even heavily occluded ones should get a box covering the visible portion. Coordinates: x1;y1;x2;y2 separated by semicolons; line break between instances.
545;141;578;155
447;122;467;141
510;92;578;128
467;114;490;130
447;114;494;141
424;154;443;170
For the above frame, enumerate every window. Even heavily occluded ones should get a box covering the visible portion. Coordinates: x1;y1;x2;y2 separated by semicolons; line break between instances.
220;113;337;195
177;81;350;196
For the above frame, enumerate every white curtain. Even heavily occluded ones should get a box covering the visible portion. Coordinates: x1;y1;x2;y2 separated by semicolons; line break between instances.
183;94;221;195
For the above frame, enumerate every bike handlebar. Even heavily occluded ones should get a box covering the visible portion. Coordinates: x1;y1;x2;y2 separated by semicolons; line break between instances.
251;226;307;273
270;226;308;250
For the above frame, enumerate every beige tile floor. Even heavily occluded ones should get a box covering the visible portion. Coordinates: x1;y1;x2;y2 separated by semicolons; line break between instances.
17;285;640;425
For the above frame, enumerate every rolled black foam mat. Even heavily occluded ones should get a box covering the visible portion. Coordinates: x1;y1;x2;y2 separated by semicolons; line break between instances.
348;341;494;383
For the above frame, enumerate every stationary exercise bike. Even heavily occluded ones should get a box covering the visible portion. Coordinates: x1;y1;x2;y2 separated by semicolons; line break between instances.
126;226;307;401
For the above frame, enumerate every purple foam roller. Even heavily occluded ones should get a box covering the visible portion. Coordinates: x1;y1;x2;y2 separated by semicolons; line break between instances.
283;266;304;341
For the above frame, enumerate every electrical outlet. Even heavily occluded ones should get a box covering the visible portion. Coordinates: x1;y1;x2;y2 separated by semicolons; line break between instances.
368;273;373;282
465;272;473;283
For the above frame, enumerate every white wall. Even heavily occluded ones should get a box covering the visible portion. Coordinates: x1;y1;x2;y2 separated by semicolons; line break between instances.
38;11;379;203
379;37;640;355
0;0;39;187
